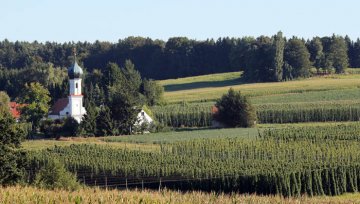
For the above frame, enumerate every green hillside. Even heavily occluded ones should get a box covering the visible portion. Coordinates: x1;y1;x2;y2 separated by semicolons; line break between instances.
160;72;360;104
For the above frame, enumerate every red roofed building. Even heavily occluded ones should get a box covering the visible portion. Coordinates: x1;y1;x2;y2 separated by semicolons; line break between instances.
9;102;25;121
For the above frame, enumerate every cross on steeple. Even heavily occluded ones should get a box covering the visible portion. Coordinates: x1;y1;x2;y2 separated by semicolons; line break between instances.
73;48;77;60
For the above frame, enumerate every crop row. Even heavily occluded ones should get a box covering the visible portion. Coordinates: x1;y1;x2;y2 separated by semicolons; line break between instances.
153;101;360;127
28;124;360;196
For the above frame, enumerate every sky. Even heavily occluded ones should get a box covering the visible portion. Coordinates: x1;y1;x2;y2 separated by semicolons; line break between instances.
0;0;359;43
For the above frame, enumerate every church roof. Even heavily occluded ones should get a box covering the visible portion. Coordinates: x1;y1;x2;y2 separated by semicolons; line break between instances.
68;60;83;79
49;98;68;115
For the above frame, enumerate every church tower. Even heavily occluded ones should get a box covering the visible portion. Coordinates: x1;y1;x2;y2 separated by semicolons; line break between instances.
67;53;86;123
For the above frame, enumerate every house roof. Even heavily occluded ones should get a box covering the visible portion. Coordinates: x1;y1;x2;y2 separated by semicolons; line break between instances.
49;98;68;115
9;102;23;119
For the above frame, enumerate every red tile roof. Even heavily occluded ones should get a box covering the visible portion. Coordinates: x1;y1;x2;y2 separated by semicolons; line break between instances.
211;106;219;114
9;102;24;119
49;98;68;115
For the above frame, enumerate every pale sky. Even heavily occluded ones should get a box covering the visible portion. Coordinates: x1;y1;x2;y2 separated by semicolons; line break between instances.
0;0;359;42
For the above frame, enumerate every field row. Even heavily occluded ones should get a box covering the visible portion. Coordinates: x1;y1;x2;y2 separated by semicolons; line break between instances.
2;186;360;204
153;100;360;127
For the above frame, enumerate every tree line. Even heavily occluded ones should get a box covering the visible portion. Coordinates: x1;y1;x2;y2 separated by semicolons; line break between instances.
0;33;359;82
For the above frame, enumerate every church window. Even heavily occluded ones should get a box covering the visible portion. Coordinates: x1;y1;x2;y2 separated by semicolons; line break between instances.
76;83;78;89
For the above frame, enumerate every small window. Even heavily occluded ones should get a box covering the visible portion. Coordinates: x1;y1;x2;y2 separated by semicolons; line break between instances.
66;112;69;115
141;111;145;116
76;83;78;89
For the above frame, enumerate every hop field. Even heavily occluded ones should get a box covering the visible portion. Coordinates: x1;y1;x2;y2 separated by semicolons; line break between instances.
27;123;360;197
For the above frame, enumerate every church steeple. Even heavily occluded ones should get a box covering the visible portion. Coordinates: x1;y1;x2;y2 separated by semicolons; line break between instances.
68;49;83;96
68;49;83;79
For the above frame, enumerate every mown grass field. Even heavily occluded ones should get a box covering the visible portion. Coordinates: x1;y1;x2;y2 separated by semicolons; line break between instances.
103;127;259;144
23;127;259;151
161;73;360;103
2;186;360;204
22;121;360;152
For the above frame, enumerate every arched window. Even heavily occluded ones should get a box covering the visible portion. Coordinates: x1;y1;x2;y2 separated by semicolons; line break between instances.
75;83;78;89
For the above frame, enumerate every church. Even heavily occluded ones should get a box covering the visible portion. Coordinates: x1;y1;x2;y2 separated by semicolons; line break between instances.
48;57;87;123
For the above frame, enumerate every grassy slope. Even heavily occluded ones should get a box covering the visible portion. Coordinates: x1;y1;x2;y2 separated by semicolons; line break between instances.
2;186;360;204
161;73;360;103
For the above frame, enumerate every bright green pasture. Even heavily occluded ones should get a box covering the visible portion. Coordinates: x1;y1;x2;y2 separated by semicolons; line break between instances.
162;74;360;103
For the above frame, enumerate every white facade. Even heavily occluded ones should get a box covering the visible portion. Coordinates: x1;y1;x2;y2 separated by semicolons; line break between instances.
48;60;86;123
135;109;154;126
68;95;86;123
69;78;82;95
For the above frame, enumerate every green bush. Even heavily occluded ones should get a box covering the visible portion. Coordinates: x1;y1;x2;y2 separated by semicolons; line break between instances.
34;159;80;191
215;88;257;127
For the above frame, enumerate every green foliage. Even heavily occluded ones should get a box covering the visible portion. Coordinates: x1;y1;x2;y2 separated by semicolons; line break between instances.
141;79;164;106
273;31;285;81
215;88;256;127
108;60;143;134
96;105;117;136
284;37;311;79
34;159;80;191
329;35;349;73
40;119;64;138
307;37;324;70
78;101;98;137
0;95;27;185
0;91;10;106
20;82;51;132
40;118;79;138
61;117;80;137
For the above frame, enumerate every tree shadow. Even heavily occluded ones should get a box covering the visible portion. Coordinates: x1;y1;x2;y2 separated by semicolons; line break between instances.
164;78;244;92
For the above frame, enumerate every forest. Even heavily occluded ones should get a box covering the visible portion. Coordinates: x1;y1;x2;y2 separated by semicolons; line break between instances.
0;33;359;80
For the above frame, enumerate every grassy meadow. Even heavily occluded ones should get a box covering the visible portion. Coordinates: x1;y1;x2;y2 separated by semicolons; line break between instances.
162;73;360;103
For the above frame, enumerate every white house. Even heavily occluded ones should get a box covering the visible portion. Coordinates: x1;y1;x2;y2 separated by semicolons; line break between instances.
48;57;86;123
135;109;154;126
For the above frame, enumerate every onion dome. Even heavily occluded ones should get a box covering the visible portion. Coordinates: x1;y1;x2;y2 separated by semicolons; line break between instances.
68;60;83;79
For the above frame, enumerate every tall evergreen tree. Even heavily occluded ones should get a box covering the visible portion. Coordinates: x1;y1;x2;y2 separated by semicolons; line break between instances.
307;37;324;71
272;31;285;81
79;100;98;137
96;105;116;136
108;60;143;134
351;39;360;67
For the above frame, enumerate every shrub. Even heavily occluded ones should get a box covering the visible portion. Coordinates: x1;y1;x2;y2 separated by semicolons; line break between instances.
34;159;80;191
214;88;257;127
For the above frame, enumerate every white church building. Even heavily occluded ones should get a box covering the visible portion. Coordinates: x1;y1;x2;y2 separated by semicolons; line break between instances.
48;55;153;128
48;58;87;123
